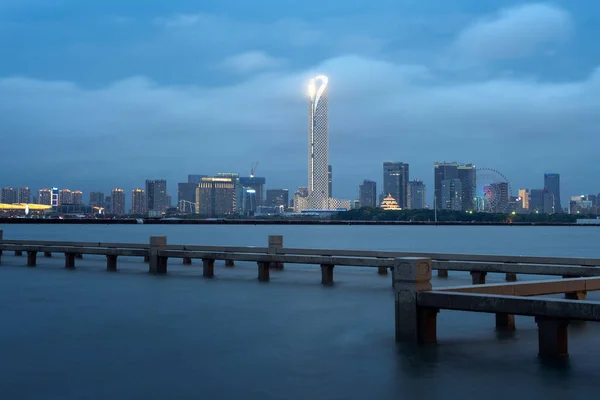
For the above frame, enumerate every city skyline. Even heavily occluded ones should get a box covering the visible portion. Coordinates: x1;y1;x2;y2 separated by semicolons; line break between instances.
1;2;600;203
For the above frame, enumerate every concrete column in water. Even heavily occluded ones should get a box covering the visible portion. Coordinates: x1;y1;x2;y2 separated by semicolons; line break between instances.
149;236;167;274
44;251;52;258
536;317;569;359
27;251;37;267
257;261;270;282
495;313;516;332
393;257;437;344
268;235;284;269
15;250;23;256
470;271;487;285
321;264;335;285
65;253;76;269
203;259;215;278
225;259;235;267
505;273;518;282
183;257;192;265
106;255;118;272
437;269;449;278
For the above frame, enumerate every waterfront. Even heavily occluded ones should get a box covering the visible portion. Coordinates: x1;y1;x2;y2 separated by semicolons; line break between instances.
2;225;600;399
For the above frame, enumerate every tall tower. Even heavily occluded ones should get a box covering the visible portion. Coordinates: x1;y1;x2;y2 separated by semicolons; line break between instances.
307;75;329;209
544;173;562;213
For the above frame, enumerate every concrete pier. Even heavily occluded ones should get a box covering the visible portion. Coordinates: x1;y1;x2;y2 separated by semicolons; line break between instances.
144;255;150;263
107;255;118;271
471;271;487;285
27;251;37;267
76;253;83;259
495;313;516;331
377;266;388;275
268;235;284;269
505;273;518;282
258;261;270;282
394;257;435;344
536;317;569;359
202;259;215;278
65;253;76;269
321;264;335;285
437;269;449;278
15;250;22;256
149;236;167;274
225;259;235;267
183;257;192;265
44;251;52;258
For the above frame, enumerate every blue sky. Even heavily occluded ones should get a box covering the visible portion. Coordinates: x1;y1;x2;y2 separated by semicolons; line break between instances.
1;0;599;206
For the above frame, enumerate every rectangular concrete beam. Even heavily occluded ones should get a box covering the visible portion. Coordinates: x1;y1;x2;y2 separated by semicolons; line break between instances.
437;277;600;296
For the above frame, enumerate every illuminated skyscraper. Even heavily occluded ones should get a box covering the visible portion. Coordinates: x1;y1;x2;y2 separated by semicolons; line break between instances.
307;75;329;209
59;189;73;205
132;189;146;214
39;189;52;205
89;192;105;207
544;173;562;213
111;188;125;216
145;179;167;212
1;187;16;204
72;190;83;205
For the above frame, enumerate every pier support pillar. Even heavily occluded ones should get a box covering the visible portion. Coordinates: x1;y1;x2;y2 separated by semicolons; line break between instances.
15;250;23;256
470;271;487;285
377;267;388;275
321;264;335;286
505;273;518;282
65;253;76;269
27;251;37;267
225;259;235;267
565;291;587;300
182;257;192;265
536;317;569;360
393;257;435;344
107;255;118;272
144;255;150;263
437;269;449;278
75;253;83;259
258;261;270;282
202;259;215;278
268;235;284;269
149;236;167;274
44;251;52;258
495;313;516;332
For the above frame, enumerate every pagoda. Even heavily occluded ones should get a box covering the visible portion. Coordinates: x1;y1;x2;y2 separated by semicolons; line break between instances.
380;194;401;211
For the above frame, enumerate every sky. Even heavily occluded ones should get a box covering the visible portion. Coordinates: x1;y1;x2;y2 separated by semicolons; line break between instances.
1;0;599;207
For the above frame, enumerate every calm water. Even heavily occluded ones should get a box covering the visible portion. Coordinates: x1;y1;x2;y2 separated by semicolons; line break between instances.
1;224;600;399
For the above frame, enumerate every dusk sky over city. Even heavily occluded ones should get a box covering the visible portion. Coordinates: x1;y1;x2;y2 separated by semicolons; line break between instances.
1;0;599;203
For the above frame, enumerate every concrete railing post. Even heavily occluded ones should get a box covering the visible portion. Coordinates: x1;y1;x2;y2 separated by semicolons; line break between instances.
149;236;167;274
202;259;215;278
65;253;76;269
106;255;118;272
27;251;37;267
268;235;284;269
393;257;436;344
321;264;335;285
470;271;487;285
258;261;270;282
536;317;569;359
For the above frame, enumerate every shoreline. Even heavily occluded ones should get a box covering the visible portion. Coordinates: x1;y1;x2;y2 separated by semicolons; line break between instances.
0;218;597;226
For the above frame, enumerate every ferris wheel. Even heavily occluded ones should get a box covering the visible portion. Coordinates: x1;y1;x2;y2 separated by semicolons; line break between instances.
475;168;512;213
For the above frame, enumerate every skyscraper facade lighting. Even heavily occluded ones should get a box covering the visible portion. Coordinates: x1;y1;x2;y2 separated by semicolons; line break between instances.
307;75;329;209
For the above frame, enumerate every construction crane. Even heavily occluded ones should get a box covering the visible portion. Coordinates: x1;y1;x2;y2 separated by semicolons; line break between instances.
250;161;259;178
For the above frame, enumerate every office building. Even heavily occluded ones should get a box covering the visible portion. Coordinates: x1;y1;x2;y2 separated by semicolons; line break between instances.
242;187;258;216
103;196;112;213
359;180;377;208
16;187;30;204
383;162;409;209
177;182;197;213
166;194;172;208
307;75;330;209
408;180;426;209
328;165;333;197
195;177;236;217
457;164;476;212
529;189;553;214
59;189;72;205
441;179;462;211
111;189;125;216
518;189;530;211
39;189;51;205
89;192;105;207
146;179;168;212
72;190;83;205
434;162;458;210
544;173;562;213
217;173;241;213
266;189;289;208
1;187;16;204
240;176;266;206
132;189;146;214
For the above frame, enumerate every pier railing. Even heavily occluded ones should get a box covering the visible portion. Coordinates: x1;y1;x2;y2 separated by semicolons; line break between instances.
1;230;600;361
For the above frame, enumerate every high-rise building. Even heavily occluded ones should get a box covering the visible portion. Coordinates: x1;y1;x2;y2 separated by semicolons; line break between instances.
89;192;105;207
529;189;553;214
242;187;258;216
111;189;125;216
328;165;333;197
59;189;73;205
217;173;241;214
195;177;236;217
188;175;207;185
145;179;167;212
177;182;197;213
434;162;458;210
307;75;329;209
72;190;83;205
383;162;409;209
518;189;530;211
16;187;30;204
408;180;426;209
39;189;51;205
103;196;112;213
544;173;562;213
293;187;309;213
132;189;146;214
441;179;462;211
240;176;266;206
266;189;289;208
359;180;377;208
166;194;172;208
457;164;476;212
1;187;16;204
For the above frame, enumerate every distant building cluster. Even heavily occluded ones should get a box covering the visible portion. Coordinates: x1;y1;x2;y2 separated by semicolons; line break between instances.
1;76;598;219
